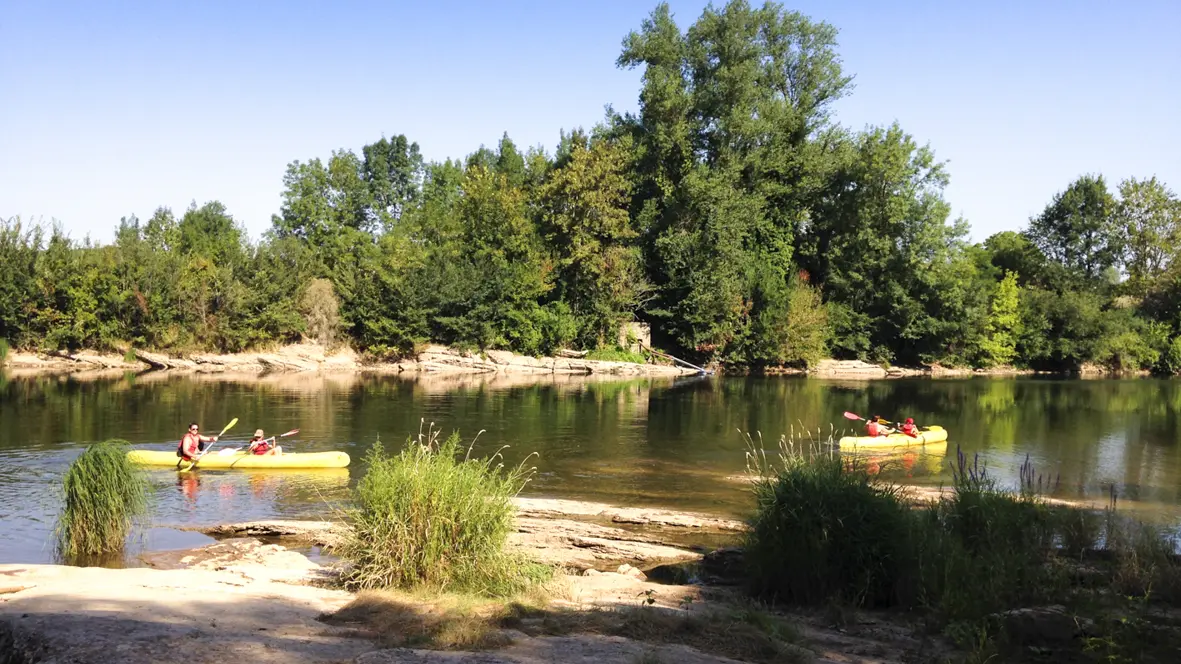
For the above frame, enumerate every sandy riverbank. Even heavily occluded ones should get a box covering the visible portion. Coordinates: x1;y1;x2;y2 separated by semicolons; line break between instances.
0;499;934;664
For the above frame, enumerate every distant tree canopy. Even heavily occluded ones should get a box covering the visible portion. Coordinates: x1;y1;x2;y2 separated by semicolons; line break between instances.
2;1;1179;373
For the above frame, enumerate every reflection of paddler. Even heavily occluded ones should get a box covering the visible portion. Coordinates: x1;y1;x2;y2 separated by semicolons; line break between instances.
249;473;280;499
177;473;200;505
219;483;234;500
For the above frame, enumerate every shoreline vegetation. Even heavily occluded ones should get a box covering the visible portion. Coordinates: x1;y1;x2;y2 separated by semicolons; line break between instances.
2;3;1179;380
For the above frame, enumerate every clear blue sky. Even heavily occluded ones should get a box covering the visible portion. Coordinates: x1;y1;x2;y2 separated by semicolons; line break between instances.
2;0;1178;244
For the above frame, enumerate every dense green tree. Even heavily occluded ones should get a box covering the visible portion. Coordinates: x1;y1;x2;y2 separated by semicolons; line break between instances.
978;272;1021;367
1115;176;1181;293
540;134;648;347
1026;174;1120;284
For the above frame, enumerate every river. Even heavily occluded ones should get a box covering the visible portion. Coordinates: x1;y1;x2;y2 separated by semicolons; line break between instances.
2;370;1180;564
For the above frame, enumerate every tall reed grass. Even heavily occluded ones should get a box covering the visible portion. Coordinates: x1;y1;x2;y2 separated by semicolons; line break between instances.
0;338;8;365
55;439;151;559
742;429;1181;615
337;423;549;596
743;428;912;607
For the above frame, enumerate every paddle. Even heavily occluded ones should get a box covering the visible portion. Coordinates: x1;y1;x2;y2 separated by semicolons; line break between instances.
178;417;238;471
843;411;897;435
217;428;299;456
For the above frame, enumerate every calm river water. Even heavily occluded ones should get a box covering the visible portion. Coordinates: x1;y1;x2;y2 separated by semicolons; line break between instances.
3;370;1180;564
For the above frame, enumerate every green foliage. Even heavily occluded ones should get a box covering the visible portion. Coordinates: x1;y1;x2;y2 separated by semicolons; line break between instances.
1027;174;1120;284
0;6;1177;372
1116;176;1181;294
741;436;1181;663
55;439;150;559
337;427;549;596
744;446;912;607
978;272;1022;366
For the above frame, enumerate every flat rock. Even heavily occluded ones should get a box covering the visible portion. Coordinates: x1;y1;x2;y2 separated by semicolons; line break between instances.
514;497;748;532
198;520;345;547
510;517;702;571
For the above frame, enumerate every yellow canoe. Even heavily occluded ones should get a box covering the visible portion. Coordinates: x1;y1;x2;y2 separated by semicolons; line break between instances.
127;449;350;469
838;425;948;451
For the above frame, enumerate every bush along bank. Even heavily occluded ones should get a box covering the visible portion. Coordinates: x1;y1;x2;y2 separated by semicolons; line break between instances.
743;435;1181;662
335;423;551;597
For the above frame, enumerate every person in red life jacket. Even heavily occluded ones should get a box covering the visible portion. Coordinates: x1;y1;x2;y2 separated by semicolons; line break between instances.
247;429;283;456
865;415;894;437
899;417;919;437
177;422;218;461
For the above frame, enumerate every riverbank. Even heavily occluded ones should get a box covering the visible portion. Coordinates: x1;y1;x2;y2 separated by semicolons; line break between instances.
1;343;698;379
4;343;1142;381
0;499;935;664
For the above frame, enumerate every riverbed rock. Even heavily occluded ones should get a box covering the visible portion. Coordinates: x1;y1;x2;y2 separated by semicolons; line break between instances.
993;605;1094;645
199;520;346;548
509;517;702;571
514;497;747;532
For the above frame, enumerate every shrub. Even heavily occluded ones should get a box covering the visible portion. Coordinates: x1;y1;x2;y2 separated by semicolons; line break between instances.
337;424;549;596
55;439;151;559
743;431;913;608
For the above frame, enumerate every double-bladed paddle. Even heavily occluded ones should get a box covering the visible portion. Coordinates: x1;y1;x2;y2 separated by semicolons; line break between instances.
217;428;300;456
178;417;238;471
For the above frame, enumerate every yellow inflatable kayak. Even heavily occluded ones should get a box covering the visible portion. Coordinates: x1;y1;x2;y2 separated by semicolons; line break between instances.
838;425;948;451
127;449;350;469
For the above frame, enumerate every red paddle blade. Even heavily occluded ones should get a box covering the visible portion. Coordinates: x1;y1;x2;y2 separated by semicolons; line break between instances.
842;412;863;420
280;429;299;437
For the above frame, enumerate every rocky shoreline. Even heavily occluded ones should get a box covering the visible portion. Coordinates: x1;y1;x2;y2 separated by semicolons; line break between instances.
1;343;1079;381
0;499;930;664
1;343;698;379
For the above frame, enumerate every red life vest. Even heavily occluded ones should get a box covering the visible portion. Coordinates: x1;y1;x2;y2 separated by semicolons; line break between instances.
866;421;882;437
252;439;271;455
177;432;201;460
901;423;918;437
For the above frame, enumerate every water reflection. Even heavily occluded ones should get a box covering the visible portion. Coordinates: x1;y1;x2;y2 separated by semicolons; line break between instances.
3;371;1181;563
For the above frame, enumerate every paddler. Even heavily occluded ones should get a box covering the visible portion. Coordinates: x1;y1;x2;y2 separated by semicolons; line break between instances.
899;417;919;437
177;422;218;461
247;429;283;456
865;415;894;437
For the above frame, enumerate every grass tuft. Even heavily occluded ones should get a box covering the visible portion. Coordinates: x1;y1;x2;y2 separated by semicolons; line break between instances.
742;428;912;608
55;439;151;559
336;422;550;596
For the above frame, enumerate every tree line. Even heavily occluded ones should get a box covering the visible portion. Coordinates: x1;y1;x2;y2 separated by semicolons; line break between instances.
2;1;1179;373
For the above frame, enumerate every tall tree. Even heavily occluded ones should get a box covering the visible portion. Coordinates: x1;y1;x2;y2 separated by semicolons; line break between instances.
1026;174;1119;284
1115;176;1180;293
540;134;648;346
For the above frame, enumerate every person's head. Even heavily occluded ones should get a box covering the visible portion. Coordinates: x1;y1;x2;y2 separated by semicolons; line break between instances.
252;429;264;441
189;422;199;433
872;415;881;422
906;418;914;424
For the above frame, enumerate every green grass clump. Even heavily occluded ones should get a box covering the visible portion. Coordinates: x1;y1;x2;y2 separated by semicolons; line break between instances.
55;439;151;559
0;338;8;365
743;430;913;608
338;424;550;596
